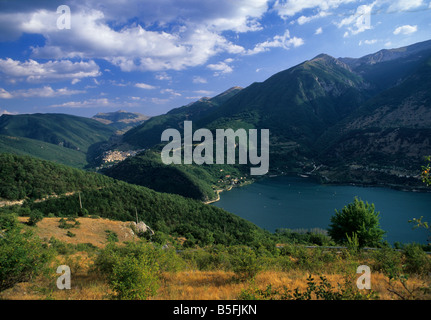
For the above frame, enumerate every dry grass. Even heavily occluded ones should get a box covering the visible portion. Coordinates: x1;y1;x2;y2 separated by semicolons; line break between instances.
1;217;429;301
1;253;429;300
153;270;430;300
18;217;138;248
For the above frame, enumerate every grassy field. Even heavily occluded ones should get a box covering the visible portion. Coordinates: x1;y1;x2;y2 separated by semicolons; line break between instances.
1;217;430;301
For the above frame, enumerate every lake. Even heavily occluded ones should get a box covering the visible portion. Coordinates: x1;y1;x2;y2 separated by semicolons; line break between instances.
212;176;431;245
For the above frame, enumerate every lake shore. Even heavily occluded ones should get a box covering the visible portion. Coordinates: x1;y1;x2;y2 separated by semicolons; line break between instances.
204;186;234;204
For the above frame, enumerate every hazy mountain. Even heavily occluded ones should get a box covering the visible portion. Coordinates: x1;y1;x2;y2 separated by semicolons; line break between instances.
92;110;150;133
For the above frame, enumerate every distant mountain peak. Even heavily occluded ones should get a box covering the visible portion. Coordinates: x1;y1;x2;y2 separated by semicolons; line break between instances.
309;53;353;71
312;53;335;60
92;110;150;133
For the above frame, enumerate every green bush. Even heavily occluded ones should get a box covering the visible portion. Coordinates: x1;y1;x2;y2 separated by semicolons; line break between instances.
0;213;18;231
108;253;160;300
402;244;431;275
153;246;186;273
58;218;73;229
27;210;44;226
105;230;119;243
94;241;161;300
48;237;73;255
370;247;403;279
0;219;54;292
229;246;261;281
94;241;167;299
66;231;76;238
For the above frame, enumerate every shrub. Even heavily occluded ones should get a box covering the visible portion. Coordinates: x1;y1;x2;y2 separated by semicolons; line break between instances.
328;197;385;248
370;247;403;279
0;213;18;231
239;274;379;300
105;230;119;243
402;244;431;275
27;210;44;226
153;246;186;273
0;222;54;292
108;253;160;300
66;231;76;237
94;240;164;300
97;242;161;300
48;237;73;255
58;218;72;229
229;246;261;281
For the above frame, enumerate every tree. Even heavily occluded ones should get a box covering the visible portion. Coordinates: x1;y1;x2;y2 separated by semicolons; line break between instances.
409;157;431;245
27;210;44;226
421;156;431;186
328;197;385;248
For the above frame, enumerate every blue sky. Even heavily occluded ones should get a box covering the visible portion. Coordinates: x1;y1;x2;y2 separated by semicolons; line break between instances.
0;0;430;118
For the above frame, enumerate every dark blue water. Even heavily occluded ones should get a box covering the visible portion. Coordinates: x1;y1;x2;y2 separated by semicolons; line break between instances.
213;176;431;245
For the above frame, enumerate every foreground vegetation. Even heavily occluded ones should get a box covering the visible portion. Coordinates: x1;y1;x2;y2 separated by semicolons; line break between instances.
0;214;430;300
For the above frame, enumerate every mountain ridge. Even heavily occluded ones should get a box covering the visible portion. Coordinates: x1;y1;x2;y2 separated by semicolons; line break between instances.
102;39;431;199
339;39;431;69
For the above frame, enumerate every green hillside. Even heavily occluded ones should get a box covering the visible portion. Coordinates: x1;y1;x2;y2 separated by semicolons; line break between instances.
120;54;371;171
0;113;116;153
0;153;112;201
0;153;267;246
200;54;368;141
102;149;250;201
0;135;87;169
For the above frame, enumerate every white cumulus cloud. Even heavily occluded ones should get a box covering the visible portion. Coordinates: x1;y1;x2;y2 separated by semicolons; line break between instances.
393;25;418;35
0;1;271;72
135;83;157;90
273;0;356;19
337;3;375;37
388;0;424;12
246;29;304;55
0;86;84;99
0;58;100;83
207;59;234;76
